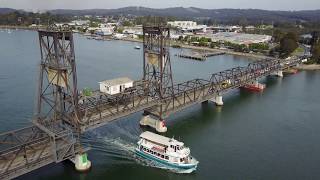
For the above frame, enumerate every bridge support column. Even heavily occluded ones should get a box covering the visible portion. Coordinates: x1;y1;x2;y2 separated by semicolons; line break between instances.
215;96;224;106
210;96;223;106
272;70;283;77
74;153;91;172
140;115;167;133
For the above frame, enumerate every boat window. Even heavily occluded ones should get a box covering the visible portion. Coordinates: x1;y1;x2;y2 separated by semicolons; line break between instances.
161;155;164;159
165;156;169;160
170;145;173;148
157;153;160;156
180;158;184;162
143;148;146;151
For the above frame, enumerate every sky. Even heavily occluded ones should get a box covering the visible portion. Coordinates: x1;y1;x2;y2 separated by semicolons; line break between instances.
0;0;319;11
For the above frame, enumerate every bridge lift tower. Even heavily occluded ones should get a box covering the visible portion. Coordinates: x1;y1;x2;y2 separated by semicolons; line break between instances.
33;27;90;171
140;26;174;132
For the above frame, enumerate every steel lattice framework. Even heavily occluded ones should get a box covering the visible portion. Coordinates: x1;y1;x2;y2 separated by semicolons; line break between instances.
0;25;307;179
35;29;80;130
142;26;174;120
143;26;174;98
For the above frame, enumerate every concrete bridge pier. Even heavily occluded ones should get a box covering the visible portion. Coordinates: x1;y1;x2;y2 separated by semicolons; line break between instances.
210;95;224;106
140;115;167;133
74;153;91;172
271;70;283;77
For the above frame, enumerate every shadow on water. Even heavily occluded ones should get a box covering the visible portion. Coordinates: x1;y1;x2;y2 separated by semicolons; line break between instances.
165;75;284;136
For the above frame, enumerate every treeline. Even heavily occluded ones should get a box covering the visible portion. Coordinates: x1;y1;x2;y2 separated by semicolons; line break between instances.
310;33;320;64
270;31;299;58
133;16;178;26
0;11;71;26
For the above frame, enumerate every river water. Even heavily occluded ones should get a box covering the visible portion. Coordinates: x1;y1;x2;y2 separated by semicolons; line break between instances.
0;30;320;180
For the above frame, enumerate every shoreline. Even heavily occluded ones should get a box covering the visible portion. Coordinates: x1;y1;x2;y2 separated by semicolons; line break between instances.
120;37;269;61
0;25;38;30
2;27;318;70
294;64;320;70
1;26;271;60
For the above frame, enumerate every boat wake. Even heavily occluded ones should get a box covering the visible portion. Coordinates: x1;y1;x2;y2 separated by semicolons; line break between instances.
83;132;196;174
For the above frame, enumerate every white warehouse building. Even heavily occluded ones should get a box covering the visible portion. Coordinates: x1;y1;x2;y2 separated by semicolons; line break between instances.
99;77;133;95
167;21;197;29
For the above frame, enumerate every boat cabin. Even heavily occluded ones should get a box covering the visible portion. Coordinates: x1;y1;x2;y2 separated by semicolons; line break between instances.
99;77;133;95
138;131;190;163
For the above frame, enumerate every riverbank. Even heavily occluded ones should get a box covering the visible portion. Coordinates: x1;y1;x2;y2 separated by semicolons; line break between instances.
0;25;38;30
295;64;320;70
0;27;271;60
120;37;269;61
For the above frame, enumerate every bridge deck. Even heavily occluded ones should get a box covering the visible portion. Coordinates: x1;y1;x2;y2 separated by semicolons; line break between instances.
0;125;83;180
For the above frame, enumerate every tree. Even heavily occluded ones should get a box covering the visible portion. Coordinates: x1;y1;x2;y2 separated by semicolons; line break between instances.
122;20;133;26
239;17;248;32
284;31;298;42
273;29;284;42
311;43;320;64
279;38;298;57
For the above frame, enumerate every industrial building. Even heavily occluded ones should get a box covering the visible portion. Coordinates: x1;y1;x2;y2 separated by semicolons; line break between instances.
206;32;272;45
168;21;207;33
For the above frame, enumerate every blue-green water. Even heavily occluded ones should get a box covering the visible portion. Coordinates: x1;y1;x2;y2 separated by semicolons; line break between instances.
1;30;320;179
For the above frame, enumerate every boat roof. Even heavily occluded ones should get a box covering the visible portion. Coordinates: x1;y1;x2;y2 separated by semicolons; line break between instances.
99;77;133;86
140;131;183;146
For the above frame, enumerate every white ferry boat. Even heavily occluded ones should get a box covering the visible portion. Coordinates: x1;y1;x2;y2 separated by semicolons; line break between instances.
135;131;199;170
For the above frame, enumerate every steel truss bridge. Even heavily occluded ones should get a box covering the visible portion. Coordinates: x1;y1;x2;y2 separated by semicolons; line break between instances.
0;26;306;179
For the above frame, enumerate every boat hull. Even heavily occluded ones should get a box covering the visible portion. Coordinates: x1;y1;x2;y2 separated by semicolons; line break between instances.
135;148;198;170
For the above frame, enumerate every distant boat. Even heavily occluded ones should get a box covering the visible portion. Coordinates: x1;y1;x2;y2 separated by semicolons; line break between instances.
7;29;11;34
134;46;141;50
94;36;103;41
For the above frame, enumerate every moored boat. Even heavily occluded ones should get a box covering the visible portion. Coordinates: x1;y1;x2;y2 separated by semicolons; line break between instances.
135;131;199;171
134;46;141;50
283;68;298;75
241;81;265;92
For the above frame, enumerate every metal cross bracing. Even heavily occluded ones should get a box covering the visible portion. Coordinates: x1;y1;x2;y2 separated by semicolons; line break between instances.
0;24;306;179
142;26;174;120
0;125;83;180
35;29;80;130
